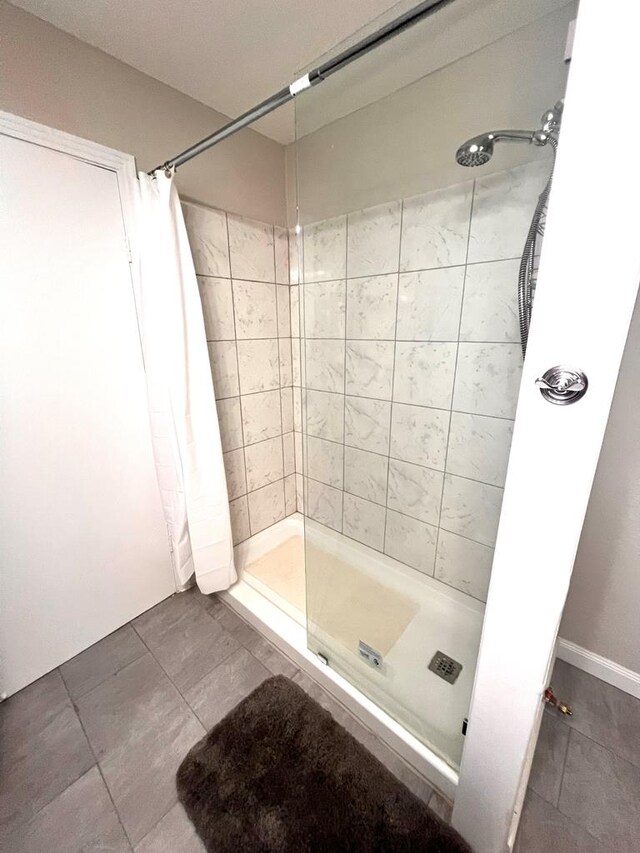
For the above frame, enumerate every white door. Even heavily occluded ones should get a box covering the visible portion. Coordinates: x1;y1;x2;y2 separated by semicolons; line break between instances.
0;131;175;697
453;2;640;850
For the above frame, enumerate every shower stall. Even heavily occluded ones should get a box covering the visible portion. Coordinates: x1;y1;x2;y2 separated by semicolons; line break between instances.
213;1;640;849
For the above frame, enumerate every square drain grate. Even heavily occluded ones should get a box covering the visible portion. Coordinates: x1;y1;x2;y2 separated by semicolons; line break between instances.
428;650;463;684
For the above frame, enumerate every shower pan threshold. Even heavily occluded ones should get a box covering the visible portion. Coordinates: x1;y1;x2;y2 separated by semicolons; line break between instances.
220;513;461;800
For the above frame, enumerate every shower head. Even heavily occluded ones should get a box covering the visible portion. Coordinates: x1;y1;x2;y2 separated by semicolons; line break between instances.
455;129;543;167
455;134;494;167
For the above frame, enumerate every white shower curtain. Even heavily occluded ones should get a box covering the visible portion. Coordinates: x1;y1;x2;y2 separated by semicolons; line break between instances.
135;170;236;594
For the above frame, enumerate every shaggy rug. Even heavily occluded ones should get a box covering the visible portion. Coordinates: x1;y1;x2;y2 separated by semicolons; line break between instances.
177;675;472;852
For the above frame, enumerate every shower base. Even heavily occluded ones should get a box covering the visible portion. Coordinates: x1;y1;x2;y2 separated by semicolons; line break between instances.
221;513;484;801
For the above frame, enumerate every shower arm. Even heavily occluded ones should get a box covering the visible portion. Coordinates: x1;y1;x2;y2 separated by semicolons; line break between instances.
148;0;455;175
486;130;548;146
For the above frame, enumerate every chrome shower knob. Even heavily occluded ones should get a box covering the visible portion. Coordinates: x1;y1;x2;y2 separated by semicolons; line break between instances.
535;367;588;405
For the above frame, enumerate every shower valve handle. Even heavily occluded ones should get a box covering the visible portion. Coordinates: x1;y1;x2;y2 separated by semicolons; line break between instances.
535;367;588;405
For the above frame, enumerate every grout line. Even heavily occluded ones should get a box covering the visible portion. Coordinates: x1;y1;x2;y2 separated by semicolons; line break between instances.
57;669;135;849
383;201;404;555
433;183;475;580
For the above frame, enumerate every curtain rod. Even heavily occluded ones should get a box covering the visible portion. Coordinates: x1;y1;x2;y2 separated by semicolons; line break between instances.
149;0;454;175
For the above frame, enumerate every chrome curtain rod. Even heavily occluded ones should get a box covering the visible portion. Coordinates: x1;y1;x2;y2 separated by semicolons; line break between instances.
150;0;454;175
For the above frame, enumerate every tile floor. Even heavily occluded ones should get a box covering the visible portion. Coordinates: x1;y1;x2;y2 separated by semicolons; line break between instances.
1;588;637;852
0;589;444;852
516;659;640;852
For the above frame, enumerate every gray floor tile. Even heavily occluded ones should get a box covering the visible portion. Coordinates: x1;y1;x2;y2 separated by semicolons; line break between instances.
60;625;147;700
135;803;205;853
5;767;131;853
551;659;640;768
559;729;640;851
242;633;298;678
0;672;94;832
185;647;271;730
0;669;69;742
515;791;606;853
133;591;241;694
528;711;570;806
76;654;205;844
214;604;264;646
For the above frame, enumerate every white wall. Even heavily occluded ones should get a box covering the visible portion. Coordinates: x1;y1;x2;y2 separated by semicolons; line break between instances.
560;295;640;673
0;1;287;225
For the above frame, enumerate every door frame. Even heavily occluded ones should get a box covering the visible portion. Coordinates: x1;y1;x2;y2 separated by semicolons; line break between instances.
452;2;640;850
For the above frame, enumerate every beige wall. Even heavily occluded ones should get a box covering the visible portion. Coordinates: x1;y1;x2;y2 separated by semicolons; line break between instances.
0;1;286;225
560;296;640;673
287;4;576;224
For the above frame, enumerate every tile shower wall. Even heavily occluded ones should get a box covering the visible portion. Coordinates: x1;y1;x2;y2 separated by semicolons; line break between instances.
299;159;548;603
182;202;296;545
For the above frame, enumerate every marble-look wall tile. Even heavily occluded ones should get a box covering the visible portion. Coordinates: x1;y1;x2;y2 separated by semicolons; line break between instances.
228;214;275;282
344;396;391;455
291;336;302;386
305;339;345;393
305;389;344;443
198;277;235;341
305;478;342;531
283;432;295;476
281;387;294;433
460;259;520;342
346;274;398;340
284;474;297;515
229;496;250;544
400;181;473;271
276;285;291;337
387;458;443;526
396;268;465;342
290;285;300;337
182;203;230;278
446;411;514;487
393;342;456;409
248;480;285;534
293;387;302;432
343;493;386;551
390;403;449;470
468;159;548;263
232;280;277;339
453;343;522;418
237;339;280;394
344;446;388;505
216;397;243;452
223;448;246;500
440;474;503;547
345;341;394;400
245;437;284;491
384;510;437;574
435;529;493;601
207;341;239;399
305;435;344;489
347;201;402;278
274;226;290;285
240;390;281;445
304;280;346;338
303;215;347;282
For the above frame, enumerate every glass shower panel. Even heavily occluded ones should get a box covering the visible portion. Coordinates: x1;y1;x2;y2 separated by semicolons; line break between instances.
294;0;575;768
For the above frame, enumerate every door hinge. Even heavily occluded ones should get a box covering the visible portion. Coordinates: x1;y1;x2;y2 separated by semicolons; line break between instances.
544;687;573;716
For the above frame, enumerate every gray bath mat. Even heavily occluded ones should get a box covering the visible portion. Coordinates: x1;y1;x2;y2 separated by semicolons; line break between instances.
177;675;472;852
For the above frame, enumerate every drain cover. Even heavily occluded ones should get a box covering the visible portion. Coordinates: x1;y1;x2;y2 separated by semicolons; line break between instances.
428;651;462;684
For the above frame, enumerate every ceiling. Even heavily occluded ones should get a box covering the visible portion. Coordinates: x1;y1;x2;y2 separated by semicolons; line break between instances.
10;0;572;144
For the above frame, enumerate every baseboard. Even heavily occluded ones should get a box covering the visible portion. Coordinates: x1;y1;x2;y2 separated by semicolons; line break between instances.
556;637;640;699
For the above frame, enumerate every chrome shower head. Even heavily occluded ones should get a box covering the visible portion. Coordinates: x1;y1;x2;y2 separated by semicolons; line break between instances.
455;135;494;167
